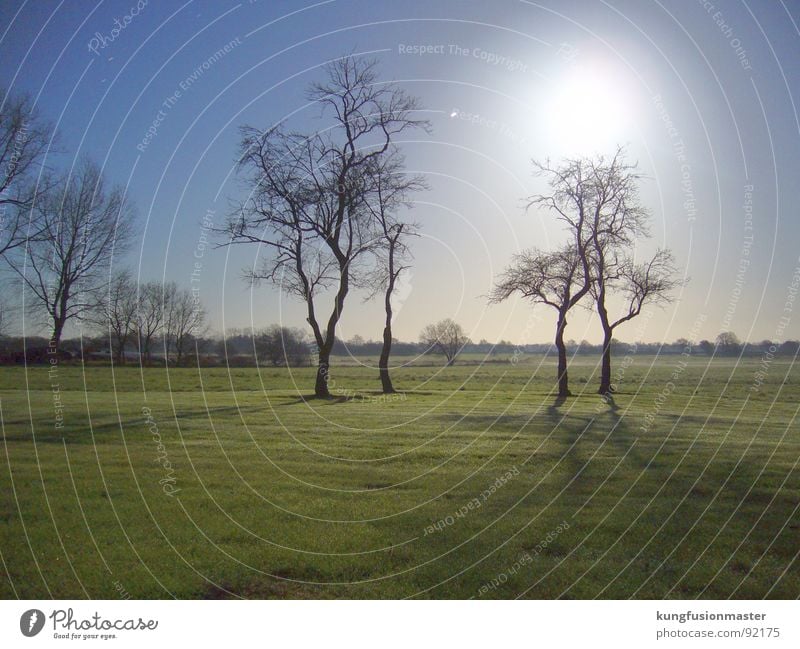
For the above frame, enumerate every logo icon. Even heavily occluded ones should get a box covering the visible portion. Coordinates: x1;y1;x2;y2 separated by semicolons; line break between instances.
20;609;45;637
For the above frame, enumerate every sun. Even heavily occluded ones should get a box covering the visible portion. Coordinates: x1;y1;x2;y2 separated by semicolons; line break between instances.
544;63;634;155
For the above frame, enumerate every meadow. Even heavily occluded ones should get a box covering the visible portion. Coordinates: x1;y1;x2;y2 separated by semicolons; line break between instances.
0;353;798;599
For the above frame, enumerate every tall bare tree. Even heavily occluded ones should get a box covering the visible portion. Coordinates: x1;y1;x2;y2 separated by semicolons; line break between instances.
420;319;471;366
490;245;589;397
0;89;54;258
576;149;677;394
363;156;424;393
528;148;678;395
9;159;135;349
521;156;596;394
220;55;428;397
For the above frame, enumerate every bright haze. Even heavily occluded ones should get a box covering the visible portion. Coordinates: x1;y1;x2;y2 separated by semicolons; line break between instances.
1;0;798;345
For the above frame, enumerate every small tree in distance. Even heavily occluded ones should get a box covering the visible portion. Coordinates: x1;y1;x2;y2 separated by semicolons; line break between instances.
91;270;138;364
164;287;206;366
255;325;310;367
715;331;741;356
135;281;175;365
420;318;471;366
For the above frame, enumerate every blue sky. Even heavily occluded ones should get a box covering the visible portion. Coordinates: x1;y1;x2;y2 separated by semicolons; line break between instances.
2;0;799;345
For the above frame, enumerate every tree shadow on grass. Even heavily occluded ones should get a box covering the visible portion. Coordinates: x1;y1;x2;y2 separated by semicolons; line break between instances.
545;394;569;428
0;403;275;444
278;394;360;406
515;395;656;597
567;400;775;597
431;394;595;436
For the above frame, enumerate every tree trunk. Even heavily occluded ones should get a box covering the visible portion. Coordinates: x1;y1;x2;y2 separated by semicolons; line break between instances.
315;347;331;398
51;291;68;354
555;313;570;397
175;339;183;367
379;267;395;393
313;256;350;398
596;287;613;396
379;324;394;393
51;318;65;354
115;335;126;365
599;329;613;396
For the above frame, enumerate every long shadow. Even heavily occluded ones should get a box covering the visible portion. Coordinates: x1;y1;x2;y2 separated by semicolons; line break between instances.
602;393;621;414
510;392;660;595
596;389;800;597
1;403;277;445
545;395;569;426
278;390;426;407
584;392;653;469
543;389;754;595
279;394;356;406
173;404;271;419
431;394;594;436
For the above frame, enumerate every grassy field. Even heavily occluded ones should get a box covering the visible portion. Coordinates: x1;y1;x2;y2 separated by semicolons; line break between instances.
1;353;798;599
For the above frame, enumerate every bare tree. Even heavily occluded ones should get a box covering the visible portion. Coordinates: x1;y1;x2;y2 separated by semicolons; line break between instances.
363;156;424;393
489;245;589;397
520;156;596;395
164;286;206;366
577;149;676;394
135;281;173;365
91;269;138;364
0;89;54;258
8;159;135;350
219;55;428;397
591;250;680;393
699;339;714;356
255;325;310;367
420;318;471;366
715;330;741;356
529;148;678;395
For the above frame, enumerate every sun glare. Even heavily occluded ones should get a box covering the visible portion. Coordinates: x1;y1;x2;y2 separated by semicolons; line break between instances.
545;63;633;155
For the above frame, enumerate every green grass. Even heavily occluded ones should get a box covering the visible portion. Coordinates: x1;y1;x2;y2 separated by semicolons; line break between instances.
1;354;798;599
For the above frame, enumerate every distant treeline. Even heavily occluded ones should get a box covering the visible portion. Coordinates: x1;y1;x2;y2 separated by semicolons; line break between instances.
327;337;800;358
1;328;796;367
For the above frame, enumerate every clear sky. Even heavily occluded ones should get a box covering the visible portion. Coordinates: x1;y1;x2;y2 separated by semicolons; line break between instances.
2;0;799;345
